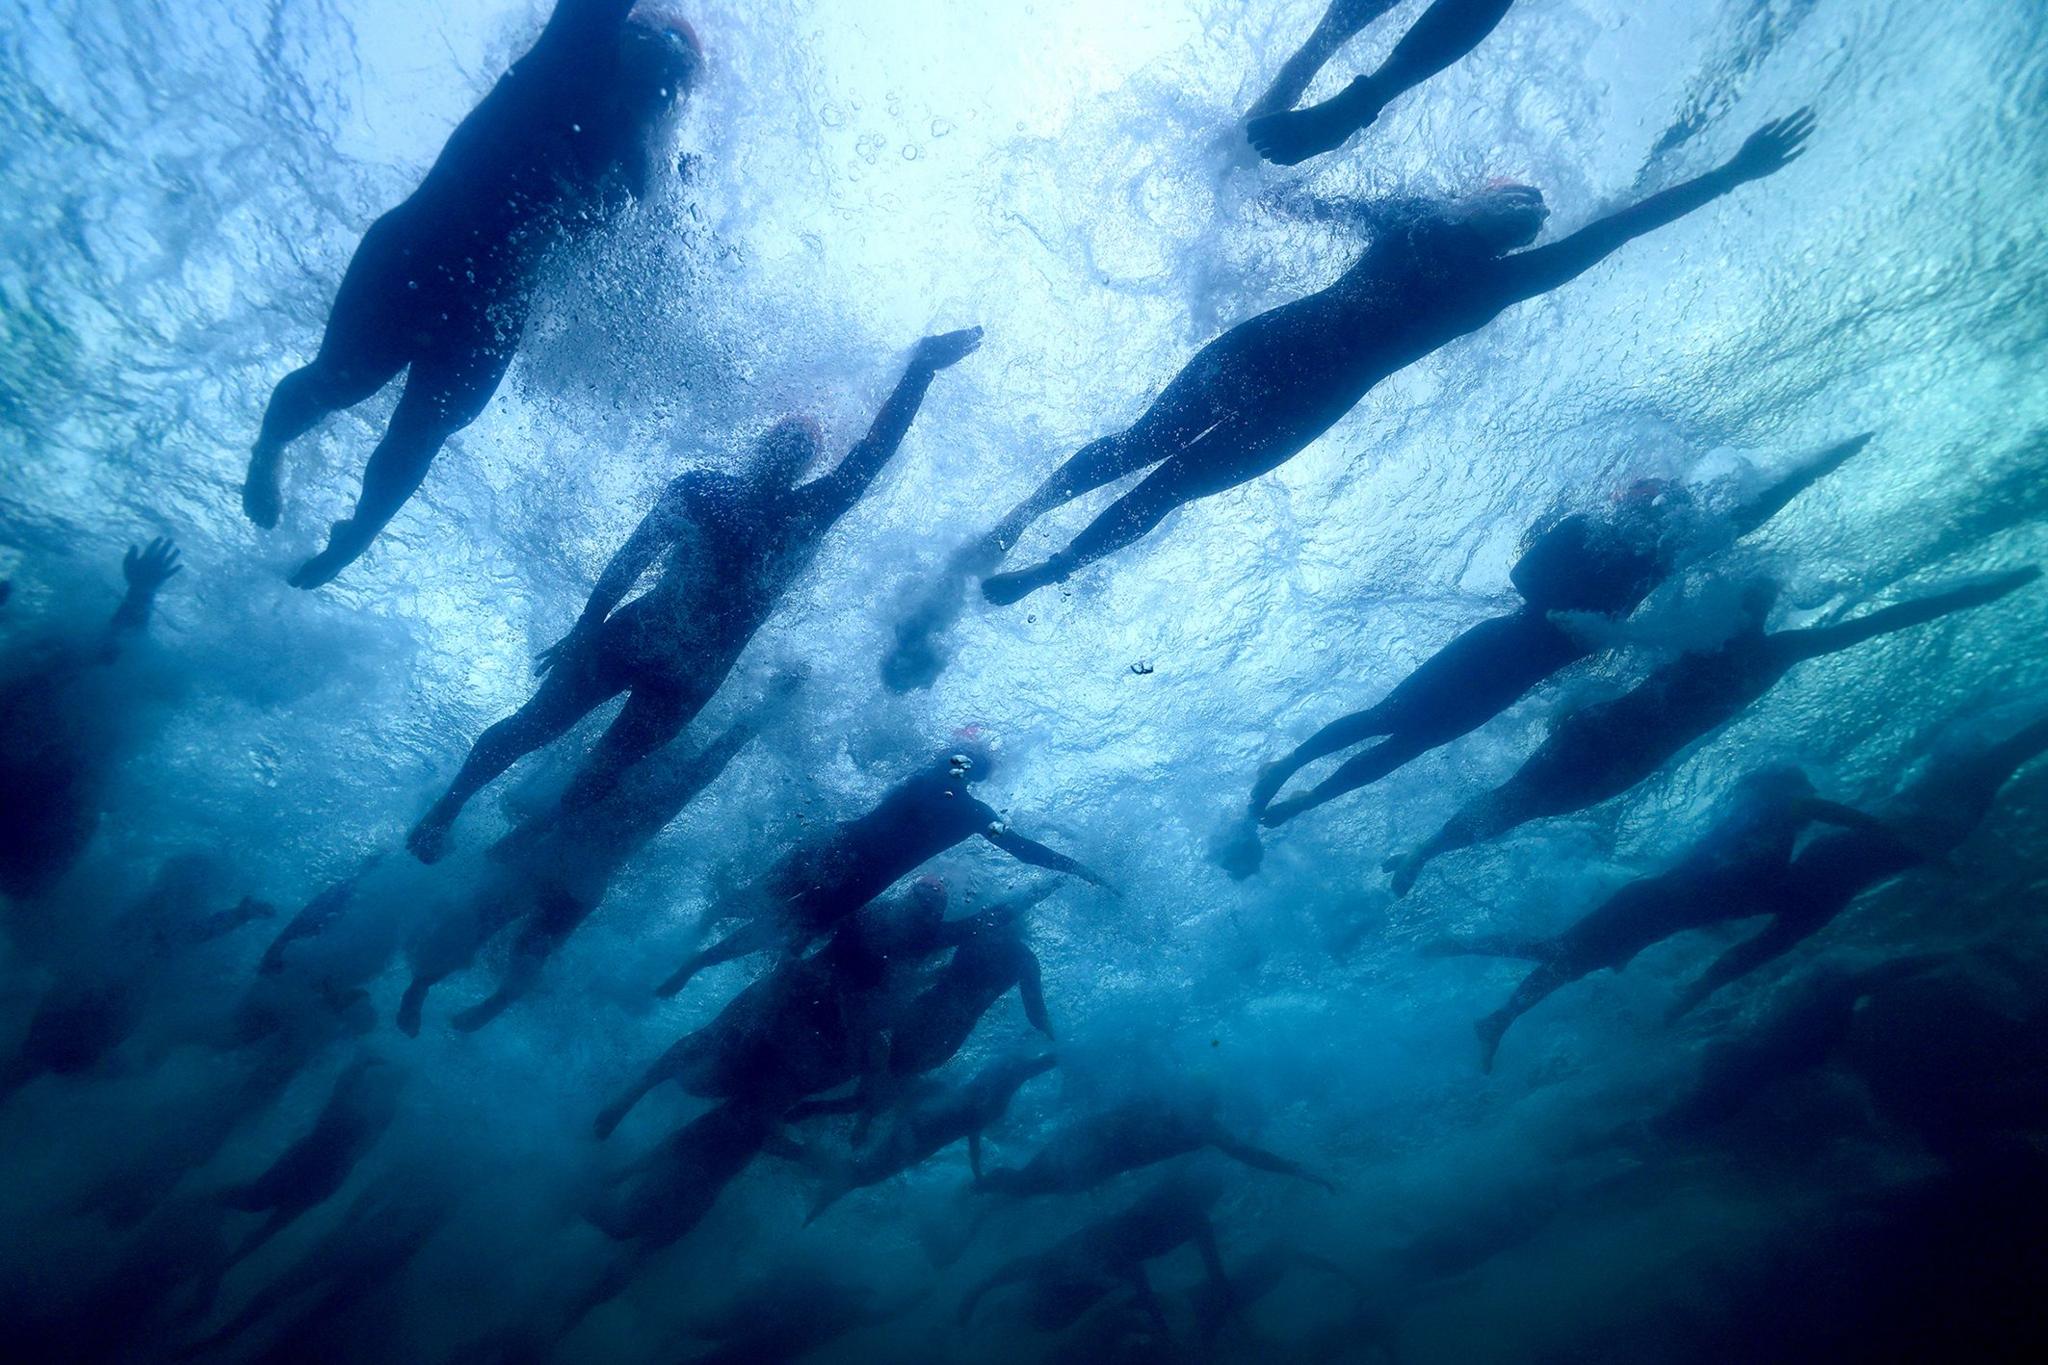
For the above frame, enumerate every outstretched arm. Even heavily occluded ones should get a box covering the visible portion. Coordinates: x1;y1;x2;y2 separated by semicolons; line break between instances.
1499;110;1815;304
1210;1128;1339;1193
109;538;181;640
798;328;983;523
535;485;691;674
1667;914;1816;1022
981;826;1117;894
1775;566;2039;664
1725;433;1874;540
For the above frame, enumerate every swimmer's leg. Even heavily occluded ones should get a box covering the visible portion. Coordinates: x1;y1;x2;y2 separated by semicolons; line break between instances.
246;215;414;528
1385;795;1506;898
1247;0;1403;121
1251;703;1398;819
1476;959;1574;1073
408;648;626;863
555;678;703;817
594;1043;690;1141
288;317;520;589
1249;0;1515;164
984;434;1253;605
654;916;782;999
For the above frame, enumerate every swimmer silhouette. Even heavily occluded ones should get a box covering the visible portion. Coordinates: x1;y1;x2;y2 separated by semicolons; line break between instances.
1427;766;1900;1071
1246;0;1517;165
1219;434;1872;878
887;111;1817;688
0;537;181;901
1387;566;2038;897
1666;703;2048;1020
652;740;1112;1001
406;329;982;861
243;1;705;587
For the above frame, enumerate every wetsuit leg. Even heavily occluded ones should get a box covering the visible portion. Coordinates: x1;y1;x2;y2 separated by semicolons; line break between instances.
556;674;708;815
1250;702;1397;818
407;634;630;863
1264;732;1429;827
1368;0;1516;109
1387;789;1513;896
982;419;1265;605
1247;0;1402;120
1476;960;1574;1072
288;295;526;589
245;212;418;527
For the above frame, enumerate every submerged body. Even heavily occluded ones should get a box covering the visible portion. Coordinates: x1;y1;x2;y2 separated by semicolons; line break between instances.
1389;568;2038;895
655;748;1109;999
1222;434;1872;878
974;1093;1333;1197
407;331;981;861
245;1;704;587
884;113;1817;688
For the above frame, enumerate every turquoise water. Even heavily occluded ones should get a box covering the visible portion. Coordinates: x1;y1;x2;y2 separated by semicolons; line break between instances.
1;1;2044;1361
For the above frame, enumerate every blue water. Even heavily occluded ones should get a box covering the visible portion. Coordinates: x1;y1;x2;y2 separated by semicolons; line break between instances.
2;1;2045;1361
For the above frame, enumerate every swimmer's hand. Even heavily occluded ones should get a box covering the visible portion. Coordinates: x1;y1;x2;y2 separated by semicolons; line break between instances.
914;327;984;372
1726;108;1816;182
123;537;183;595
534;626;588;677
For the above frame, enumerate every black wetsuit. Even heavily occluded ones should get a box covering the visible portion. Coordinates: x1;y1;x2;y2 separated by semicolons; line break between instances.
596;893;1020;1140
802;1053;1059;1222
959;1172;1230;1332
396;710;763;1034
886;111;1815;686
1234;435;1870;870
218;1056;403;1265
884;916;1053;1078
408;333;979;860
1436;769;1896;1070
1391;567;2038;896
974;1094;1329;1197
1247;0;1518;165
247;0;701;587
1667;709;2048;1019
656;755;1106;998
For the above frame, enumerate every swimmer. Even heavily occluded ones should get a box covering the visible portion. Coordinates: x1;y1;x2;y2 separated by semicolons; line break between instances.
887;112;1817;687
406;329;982;861
244;1;707;586
1387;566;2037;896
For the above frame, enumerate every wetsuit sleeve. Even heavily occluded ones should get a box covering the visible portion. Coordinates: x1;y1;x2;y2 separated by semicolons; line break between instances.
796;355;944;527
1496;165;1743;304
575;481;693;630
1774;568;2040;664
1210;1128;1336;1191
981;824;1115;892
1724;434;1873;540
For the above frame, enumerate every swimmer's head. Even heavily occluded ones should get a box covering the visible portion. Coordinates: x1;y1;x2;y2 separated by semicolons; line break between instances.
945;728;997;784
1456;181;1549;254
754;415;822;486
621;9;705;109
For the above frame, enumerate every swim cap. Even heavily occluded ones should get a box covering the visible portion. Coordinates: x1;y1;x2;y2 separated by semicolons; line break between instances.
630;6;704;59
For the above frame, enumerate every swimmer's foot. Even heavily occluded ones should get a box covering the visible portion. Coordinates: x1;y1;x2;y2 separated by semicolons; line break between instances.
982;554;1073;607
288;520;371;590
242;450;282;529
1259;794;1312;829
406;804;456;865
1475;1014;1508;1074
1246;83;1382;166
1384;851;1420;898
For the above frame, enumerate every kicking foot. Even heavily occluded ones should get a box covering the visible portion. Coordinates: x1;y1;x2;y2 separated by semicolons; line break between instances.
1246;84;1382;166
982;555;1071;607
288;521;370;590
406;808;454;865
1383;851;1420;898
1259;794;1312;829
1475;1016;1507;1074
242;454;283;529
